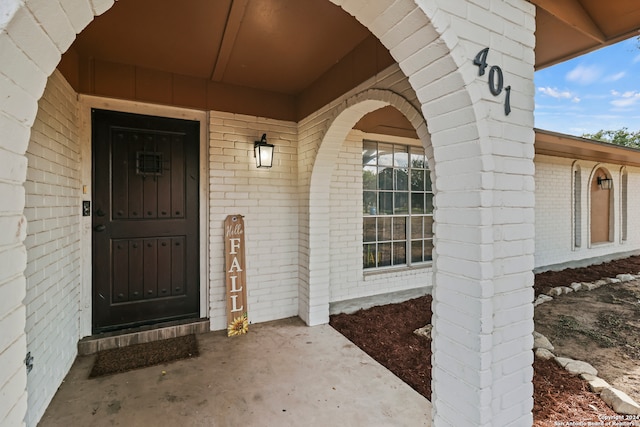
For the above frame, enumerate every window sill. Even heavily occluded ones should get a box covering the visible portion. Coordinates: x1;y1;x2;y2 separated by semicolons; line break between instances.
363;262;432;278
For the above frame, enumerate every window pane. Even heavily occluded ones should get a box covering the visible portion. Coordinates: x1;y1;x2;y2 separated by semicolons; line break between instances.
411;169;424;191
424;216;434;238
378;217;392;241
363;191;377;215
363;141;377;166
410;147;425;169
363;244;377;269
425;172;432;191
411;240;423;263
378;243;392;266
426;193;434;213
378;167;393;190
411;216;423;239
379;192;393;215
394;192;408;214
424;239;434;261
394;168;408;190
363;166;377;190
394;146;409;167
393;242;406;265
378;143;393;166
411;193;424;214
363;217;377;242
393;217;406;240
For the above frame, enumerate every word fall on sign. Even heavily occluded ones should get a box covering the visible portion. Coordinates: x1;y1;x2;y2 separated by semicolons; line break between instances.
224;215;248;337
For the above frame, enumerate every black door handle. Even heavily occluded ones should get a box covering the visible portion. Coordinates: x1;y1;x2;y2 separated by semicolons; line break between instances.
96;208;106;217
94;224;106;232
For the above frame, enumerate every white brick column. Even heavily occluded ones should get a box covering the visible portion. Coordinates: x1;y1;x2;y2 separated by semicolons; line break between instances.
334;1;536;425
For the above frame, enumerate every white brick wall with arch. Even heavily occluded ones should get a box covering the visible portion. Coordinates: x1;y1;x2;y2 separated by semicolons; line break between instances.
535;156;640;271
0;1;537;426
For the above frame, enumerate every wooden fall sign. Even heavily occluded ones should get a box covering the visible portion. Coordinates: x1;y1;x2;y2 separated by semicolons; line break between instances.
224;215;248;337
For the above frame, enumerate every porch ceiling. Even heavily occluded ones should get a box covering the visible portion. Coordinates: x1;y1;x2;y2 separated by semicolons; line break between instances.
59;0;640;136
532;0;640;69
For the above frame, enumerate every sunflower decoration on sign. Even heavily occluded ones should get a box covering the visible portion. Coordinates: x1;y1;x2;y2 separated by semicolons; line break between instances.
227;313;249;337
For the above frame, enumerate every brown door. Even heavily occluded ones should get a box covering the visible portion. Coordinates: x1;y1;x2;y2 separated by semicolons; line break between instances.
590;168;611;244
92;109;200;333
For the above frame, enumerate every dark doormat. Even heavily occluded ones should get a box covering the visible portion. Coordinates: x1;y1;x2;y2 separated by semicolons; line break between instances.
89;334;199;378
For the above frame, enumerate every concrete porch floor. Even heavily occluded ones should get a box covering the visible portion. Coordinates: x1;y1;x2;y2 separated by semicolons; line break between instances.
39;317;432;427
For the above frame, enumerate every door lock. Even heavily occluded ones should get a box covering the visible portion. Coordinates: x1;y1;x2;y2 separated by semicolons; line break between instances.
94;224;106;232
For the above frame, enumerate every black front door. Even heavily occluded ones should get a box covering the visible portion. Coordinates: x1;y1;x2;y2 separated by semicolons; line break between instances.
92;109;200;333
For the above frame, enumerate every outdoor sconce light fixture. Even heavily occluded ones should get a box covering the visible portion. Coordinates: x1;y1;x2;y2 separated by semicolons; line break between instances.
254;134;274;168
597;176;613;190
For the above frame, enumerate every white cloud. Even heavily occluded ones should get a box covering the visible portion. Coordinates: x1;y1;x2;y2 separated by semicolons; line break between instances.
610;90;640;108
634;53;640;64
572;97;581;103
538;86;573;99
604;71;626;82
566;64;602;85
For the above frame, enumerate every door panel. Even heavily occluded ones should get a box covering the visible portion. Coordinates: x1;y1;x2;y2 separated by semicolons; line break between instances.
92;109;199;333
590;169;611;244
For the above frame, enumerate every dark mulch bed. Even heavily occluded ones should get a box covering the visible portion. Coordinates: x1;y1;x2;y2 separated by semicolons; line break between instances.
330;254;640;424
331;294;433;398
534;255;640;296
90;334;199;378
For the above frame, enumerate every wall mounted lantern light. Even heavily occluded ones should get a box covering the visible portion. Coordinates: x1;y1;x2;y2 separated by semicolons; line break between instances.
254;134;274;168
597;176;613;190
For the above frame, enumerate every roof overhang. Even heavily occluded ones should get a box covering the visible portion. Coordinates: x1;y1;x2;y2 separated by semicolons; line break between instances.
535;128;640;167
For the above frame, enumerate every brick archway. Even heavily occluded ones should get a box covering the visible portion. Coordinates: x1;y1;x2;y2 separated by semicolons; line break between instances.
304;89;432;326
0;1;536;426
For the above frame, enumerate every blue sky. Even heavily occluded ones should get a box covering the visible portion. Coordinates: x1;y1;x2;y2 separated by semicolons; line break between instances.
534;37;640;137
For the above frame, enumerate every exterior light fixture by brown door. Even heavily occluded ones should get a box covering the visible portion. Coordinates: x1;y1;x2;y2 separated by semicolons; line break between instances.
597;176;613;190
254;134;274;168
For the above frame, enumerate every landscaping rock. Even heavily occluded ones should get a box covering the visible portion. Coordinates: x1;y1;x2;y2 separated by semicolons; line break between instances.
570;282;583;292
582;282;600;291
533;332;554;351
413;324;432;339
616;274;635;282
534;294;553;307
594;279;609;287
535;348;554;360
600;387;640;415
547;287;564;297
606;277;621;284
555;357;598;376
579;374;610;393
559;286;573;294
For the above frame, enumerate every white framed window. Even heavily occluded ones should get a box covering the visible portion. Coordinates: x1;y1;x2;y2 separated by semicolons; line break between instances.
362;140;432;269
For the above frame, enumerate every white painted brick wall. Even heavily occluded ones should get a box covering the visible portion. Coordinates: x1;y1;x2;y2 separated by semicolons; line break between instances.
329;129;433;303
23;69;81;427
0;5;38;425
535;155;640;270
208;112;299;331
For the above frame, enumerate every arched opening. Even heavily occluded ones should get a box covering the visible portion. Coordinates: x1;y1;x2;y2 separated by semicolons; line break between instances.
572;161;582;249
303;89;432;325
590;167;613;244
621;167;628;242
324;103;434;311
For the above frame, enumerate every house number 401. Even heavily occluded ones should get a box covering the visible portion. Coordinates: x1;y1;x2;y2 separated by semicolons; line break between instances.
473;48;511;116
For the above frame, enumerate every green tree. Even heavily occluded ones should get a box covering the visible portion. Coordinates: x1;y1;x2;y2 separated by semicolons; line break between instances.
582;128;640;148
